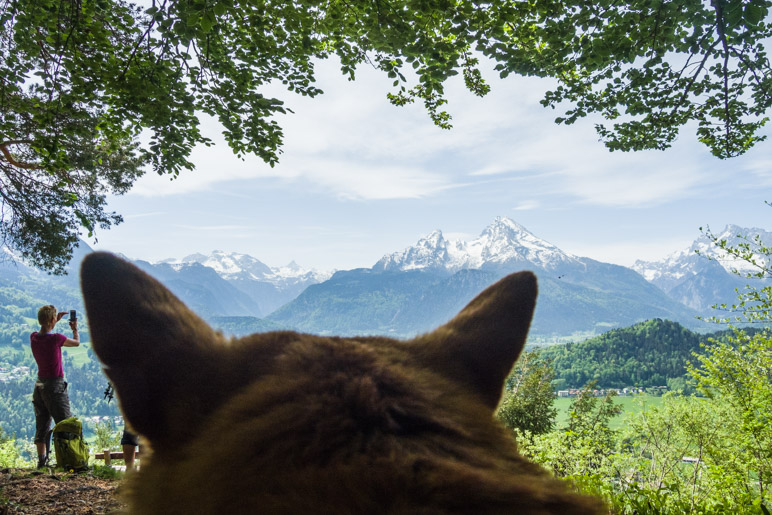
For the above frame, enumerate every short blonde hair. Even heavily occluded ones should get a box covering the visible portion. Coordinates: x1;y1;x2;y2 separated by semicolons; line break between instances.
37;305;57;326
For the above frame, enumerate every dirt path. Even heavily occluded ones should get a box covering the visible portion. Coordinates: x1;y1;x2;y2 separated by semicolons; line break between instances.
0;468;127;514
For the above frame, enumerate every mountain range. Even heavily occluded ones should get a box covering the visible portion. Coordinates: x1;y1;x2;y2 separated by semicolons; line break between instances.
151;251;331;317
373;217;579;274
1;217;766;340
268;217;705;338
632;224;772;312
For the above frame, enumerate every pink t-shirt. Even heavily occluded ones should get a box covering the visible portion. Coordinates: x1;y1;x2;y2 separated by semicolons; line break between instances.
30;332;67;379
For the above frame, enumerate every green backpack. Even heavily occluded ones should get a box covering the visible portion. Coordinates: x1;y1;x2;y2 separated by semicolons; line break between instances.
52;416;89;472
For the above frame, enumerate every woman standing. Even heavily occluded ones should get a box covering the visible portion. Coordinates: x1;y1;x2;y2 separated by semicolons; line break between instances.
30;305;79;468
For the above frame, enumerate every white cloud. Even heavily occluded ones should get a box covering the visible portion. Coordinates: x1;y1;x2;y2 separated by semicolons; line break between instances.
282;155;451;200
125;55;771;210
173;224;252;232
123;211;167;220
469;164;514;177
470;120;724;207
742;157;772;186
512;200;540;211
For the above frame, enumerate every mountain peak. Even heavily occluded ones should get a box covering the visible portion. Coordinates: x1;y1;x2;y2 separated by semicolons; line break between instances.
157;250;332;285
373;229;450;271
708;225;771;271
424;229;445;244
632;224;772;310
486;216;528;234
180;252;208;263
478;216;549;248
374;217;578;273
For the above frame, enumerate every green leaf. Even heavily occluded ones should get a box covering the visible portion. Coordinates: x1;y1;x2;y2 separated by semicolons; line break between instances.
744;3;766;26
200;12;216;33
2;0;770;273
724;0;744;28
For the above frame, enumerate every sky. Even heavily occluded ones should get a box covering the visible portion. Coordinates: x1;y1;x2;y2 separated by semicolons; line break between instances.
90;57;772;272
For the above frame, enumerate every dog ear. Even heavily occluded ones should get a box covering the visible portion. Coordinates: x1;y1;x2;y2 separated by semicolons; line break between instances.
414;272;537;410
80;252;231;451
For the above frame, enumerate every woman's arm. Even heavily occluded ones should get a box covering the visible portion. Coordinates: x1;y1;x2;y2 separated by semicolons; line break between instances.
63;321;80;347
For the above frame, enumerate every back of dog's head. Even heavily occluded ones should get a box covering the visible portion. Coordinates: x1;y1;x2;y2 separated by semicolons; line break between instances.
81;252;605;514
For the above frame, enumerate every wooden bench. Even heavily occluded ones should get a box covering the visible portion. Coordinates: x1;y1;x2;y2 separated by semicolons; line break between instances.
94;447;143;466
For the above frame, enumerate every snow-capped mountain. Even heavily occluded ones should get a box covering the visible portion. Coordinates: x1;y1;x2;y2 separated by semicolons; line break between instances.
632;225;772;311
154;250;332;317
634;225;771;282
0;217;714;339
271;217;702;338
374;217;582;273
162;250;331;286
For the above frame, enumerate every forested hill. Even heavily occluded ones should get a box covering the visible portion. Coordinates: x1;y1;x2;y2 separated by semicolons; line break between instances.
540;319;750;391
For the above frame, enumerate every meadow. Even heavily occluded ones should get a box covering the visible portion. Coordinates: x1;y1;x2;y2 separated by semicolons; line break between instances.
554;394;665;430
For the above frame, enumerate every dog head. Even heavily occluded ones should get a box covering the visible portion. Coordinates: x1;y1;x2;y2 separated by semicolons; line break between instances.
82;252;603;514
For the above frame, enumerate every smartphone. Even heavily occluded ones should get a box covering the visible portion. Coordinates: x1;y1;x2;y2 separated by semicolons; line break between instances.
70;310;77;322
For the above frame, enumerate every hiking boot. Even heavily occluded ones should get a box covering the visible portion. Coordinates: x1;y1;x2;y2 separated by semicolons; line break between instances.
36;454;49;469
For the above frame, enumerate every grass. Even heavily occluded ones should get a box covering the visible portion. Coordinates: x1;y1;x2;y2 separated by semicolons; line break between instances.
554;394;665;430
0;343;93;367
63;343;93;366
90;463;124;480
0;344;30;360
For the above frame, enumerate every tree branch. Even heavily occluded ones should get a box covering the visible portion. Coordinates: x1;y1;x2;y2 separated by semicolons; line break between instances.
121;0;164;79
711;0;733;153
0;141;42;170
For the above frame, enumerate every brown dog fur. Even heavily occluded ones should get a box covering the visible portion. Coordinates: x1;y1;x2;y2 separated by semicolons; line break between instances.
81;252;605;514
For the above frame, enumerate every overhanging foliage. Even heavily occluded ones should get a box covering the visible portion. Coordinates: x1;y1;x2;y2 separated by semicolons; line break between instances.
1;0;771;271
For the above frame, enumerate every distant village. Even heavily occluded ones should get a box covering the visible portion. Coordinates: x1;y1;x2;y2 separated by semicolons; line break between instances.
1;365;670;399
0;366;670;400
0;365;30;382
83;415;125;427
557;386;669;397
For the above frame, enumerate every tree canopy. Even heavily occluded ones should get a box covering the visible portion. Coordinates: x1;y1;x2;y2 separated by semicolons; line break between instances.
493;0;772;158
497;350;557;436
2;0;771;272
